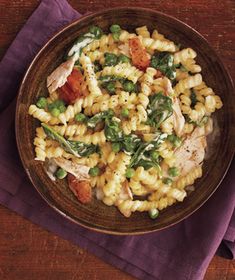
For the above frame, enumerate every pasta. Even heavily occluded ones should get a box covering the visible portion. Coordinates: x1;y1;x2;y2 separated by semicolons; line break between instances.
28;23;223;219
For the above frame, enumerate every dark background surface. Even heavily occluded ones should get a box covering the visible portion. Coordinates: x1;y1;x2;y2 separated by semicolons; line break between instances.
0;0;234;279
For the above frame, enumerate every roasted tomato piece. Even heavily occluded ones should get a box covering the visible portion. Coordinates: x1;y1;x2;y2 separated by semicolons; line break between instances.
58;68;85;104
68;174;92;204
129;37;150;71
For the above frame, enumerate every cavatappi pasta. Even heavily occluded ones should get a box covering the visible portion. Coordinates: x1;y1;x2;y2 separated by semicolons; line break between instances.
28;24;223;218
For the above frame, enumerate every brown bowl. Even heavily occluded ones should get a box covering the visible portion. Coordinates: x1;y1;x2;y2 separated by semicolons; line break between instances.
15;7;235;235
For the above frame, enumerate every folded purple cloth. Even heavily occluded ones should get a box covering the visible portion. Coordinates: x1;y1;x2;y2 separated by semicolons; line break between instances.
0;1;234;279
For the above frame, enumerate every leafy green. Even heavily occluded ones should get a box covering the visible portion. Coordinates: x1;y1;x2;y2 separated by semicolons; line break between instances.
121;134;142;154
69;141;99;157
129;133;167;170
150;52;176;80
42;124;98;157
86;109;114;128
104;117;122;141
190;89;197;108
146;93;173;128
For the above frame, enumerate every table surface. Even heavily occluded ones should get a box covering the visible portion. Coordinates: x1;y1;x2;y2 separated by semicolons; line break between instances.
0;0;234;279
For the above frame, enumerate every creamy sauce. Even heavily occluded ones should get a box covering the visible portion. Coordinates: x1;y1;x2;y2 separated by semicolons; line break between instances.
68;33;94;57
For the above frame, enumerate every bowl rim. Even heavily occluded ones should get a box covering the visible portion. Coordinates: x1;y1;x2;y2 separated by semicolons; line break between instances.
16;7;235;235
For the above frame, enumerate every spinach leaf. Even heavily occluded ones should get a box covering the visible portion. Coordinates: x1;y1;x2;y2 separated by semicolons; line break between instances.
69;141;99;157
104;117;122;141
150;52;176;80
130;133;167;169
146;93;173;128
190;89;197;108
86;109;114;128
42;124;98;157
121;134;142;154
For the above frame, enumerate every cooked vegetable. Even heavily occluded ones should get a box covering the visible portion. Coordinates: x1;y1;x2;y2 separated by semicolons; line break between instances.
110;24;121;41
104;52;118;66
42;124;99;157
86;109;114;128
148;209;159;219
36;97;47;109
122;80;135;92
146;93;173;128
75;113;87;123
50;107;60;117
112;142;121;153
106;81;116;94
89;166;100;177
48;99;66;113
125;168;135;179
168;167;179;177
121;107;129;118
129;37;150;70
118;54;131;64
167;134;182;147
190;89;197;108
89;25;103;39
150;52;176;80
56;168;67;179
163;177;173;185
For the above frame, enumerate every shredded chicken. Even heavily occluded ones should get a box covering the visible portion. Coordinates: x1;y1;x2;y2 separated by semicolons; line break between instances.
118;181;133;200
174;127;206;176
172;97;185;136
53;157;89;180
47;56;76;94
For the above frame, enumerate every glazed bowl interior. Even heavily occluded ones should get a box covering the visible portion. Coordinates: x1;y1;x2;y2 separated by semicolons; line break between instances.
16;8;234;234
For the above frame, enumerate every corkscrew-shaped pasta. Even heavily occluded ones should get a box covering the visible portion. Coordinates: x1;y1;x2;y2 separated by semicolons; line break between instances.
86;50;104;63
72;153;100;168
34;127;47;161
45;146;64;159
174;48;197;64
183;123;195;134
158;142;175;167
117;197;176;217
100;143;116;164
176;69;189;81
160;115;174;134
80;54;102;97
52;124;87;137
140;67;157;97
129;178;149;196
174;74;202;96
98;63;143;84
103;153;131;197
141;36;177;52
47;91;59;103
136;25;150;38
73;130;106;145
172;166;202;190
205;95;222;112
132;166;158;186
83;34;115;53
149;184;186;202
28;105;59;124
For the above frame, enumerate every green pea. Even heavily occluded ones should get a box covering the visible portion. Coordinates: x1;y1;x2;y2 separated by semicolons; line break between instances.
89;166;100;177
104;52;118;66
75;113;87;122
148;209;159;219
122;80;135;92
36;97;47;109
163;177;173;185
167;134;182;147
50;107;60;117
106;82;116;94
125;168;135;179
112;32;120;41
48;99;66;113
110;24;121;33
121;108;129;118
168;167;179;177
150;151;159;160
118;54;131;64
56;168;67;179
89;25;103;39
112;142;121;153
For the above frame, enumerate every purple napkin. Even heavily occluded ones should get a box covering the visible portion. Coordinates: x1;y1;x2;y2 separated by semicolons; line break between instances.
0;1;234;279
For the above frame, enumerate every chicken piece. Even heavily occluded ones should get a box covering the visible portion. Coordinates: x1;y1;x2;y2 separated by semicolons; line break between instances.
53;157;89;180
172;97;185;136
118;180;133;200
174;126;206;176
47;56;76;94
68;174;92;204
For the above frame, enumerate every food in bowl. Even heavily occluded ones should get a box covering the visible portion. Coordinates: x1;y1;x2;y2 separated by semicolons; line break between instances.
28;24;223;218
